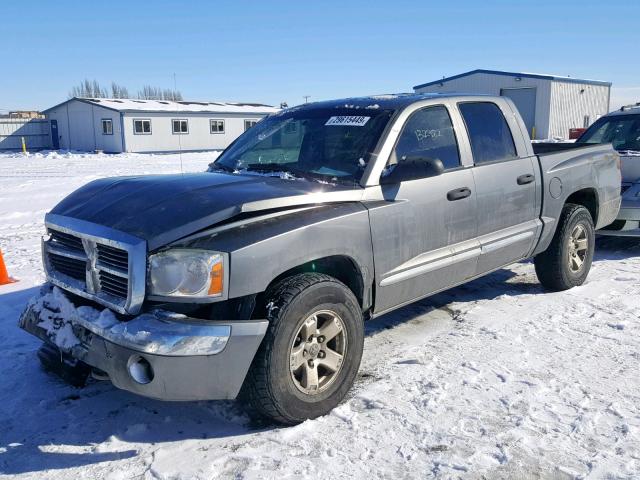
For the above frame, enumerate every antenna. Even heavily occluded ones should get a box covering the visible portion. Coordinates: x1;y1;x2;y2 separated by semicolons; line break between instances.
174;72;184;175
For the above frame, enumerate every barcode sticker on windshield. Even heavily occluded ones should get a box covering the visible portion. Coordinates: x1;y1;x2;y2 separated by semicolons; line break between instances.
325;116;370;127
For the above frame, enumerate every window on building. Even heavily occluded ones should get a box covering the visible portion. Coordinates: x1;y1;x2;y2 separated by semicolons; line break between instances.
210;119;225;134
101;119;113;135
244;119;259;131
133;119;152;135
391;105;461;171
459;102;517;164
172;119;189;134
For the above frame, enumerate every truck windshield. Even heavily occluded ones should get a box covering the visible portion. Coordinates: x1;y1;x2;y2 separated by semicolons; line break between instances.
577;114;640;152
210;107;394;184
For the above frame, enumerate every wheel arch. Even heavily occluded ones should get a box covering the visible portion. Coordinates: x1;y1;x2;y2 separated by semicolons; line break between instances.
565;187;599;225
252;255;370;319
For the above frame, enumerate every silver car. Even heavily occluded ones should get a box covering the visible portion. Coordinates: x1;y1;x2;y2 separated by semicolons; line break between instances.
577;105;640;236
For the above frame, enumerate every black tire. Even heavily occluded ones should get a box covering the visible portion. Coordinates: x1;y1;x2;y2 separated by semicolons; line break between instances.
534;203;595;291
242;273;364;425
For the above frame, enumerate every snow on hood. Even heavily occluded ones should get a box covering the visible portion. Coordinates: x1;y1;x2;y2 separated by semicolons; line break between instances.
49;172;364;250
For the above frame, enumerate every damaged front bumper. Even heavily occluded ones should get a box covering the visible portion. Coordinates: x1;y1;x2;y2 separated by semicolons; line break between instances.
19;285;268;401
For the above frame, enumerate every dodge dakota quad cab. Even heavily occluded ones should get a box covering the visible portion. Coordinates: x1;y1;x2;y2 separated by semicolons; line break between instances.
20;93;621;424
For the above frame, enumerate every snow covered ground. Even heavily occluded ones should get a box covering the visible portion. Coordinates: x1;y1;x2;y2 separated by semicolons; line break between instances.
1;151;639;479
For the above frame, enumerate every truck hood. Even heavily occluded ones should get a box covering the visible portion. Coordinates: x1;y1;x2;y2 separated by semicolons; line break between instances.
49;173;364;250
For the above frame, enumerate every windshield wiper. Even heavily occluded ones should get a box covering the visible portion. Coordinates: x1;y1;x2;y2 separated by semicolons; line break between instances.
208;162;236;173
246;163;297;172
245;163;313;180
244;163;359;186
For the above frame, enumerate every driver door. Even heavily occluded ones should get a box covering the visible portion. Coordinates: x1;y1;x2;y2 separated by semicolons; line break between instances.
367;105;479;314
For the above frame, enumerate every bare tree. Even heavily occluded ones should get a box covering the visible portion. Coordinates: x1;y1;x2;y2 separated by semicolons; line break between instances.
162;89;183;101
138;85;183;101
137;85;162;100
69;80;182;101
69;79;107;98
110;82;129;99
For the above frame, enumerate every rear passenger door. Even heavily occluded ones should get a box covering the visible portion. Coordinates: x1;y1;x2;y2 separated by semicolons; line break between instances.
458;101;538;275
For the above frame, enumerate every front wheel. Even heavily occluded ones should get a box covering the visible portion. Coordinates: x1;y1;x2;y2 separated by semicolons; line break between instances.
242;273;364;425
534;203;595;291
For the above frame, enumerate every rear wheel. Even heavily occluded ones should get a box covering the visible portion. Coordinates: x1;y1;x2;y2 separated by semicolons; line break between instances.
242;273;364;425
534;203;595;291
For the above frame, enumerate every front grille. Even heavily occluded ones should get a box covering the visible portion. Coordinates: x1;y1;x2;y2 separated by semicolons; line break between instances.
50;230;84;252
96;244;129;273
99;270;129;298
42;219;146;314
49;253;86;280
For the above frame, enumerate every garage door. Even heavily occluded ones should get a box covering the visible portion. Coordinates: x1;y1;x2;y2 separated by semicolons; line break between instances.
501;88;537;139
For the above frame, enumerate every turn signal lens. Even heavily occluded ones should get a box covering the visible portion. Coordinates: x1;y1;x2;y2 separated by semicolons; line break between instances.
208;260;224;296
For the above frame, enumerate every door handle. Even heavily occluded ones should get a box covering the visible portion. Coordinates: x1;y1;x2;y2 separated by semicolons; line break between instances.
517;174;535;185
447;187;471;201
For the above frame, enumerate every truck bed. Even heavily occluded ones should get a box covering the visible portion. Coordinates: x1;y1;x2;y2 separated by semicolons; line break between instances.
532;142;598;156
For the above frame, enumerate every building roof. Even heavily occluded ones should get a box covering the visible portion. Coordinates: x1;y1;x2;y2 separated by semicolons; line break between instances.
413;69;612;90
43;97;280;115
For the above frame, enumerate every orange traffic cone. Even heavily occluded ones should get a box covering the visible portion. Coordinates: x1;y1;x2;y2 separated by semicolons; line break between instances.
0;249;16;285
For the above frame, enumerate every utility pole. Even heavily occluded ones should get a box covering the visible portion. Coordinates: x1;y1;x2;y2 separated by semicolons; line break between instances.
303;95;311;104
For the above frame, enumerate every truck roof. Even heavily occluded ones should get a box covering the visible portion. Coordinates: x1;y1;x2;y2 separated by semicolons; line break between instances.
293;92;490;111
606;105;640;117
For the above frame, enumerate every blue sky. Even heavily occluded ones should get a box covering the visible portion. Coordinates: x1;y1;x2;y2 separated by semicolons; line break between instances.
2;0;638;112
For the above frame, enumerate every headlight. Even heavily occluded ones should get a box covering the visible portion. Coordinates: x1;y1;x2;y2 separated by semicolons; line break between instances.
148;250;224;298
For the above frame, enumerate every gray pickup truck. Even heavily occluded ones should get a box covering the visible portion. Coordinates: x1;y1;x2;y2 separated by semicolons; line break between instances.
20;93;621;424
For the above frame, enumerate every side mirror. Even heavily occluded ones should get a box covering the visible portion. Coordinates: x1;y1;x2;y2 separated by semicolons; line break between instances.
380;156;445;184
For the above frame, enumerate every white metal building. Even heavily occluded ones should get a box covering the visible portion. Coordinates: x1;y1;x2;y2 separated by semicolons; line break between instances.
413;69;611;139
43;98;280;153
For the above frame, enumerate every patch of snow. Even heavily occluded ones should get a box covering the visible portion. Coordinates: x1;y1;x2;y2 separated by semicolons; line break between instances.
71;97;279;115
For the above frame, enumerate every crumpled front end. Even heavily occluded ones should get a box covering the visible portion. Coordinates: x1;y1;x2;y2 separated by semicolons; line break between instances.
19;285;268;400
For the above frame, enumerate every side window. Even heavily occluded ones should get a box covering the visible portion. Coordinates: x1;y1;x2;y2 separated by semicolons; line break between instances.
101;119;113;135
459;102;517;164
392;106;461;170
210;119;225;134
133;119;151;135
244;119;259;131
172;119;188;134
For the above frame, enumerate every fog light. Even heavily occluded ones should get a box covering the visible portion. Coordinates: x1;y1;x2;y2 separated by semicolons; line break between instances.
127;355;154;385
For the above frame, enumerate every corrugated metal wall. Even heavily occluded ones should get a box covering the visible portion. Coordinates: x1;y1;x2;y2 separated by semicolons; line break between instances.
548;81;610;139
414;73;553;139
0;118;51;150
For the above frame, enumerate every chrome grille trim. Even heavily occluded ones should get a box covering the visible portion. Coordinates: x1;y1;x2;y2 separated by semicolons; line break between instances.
42;213;147;315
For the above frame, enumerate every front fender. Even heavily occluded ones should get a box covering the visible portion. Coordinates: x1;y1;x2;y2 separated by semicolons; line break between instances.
179;203;375;303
